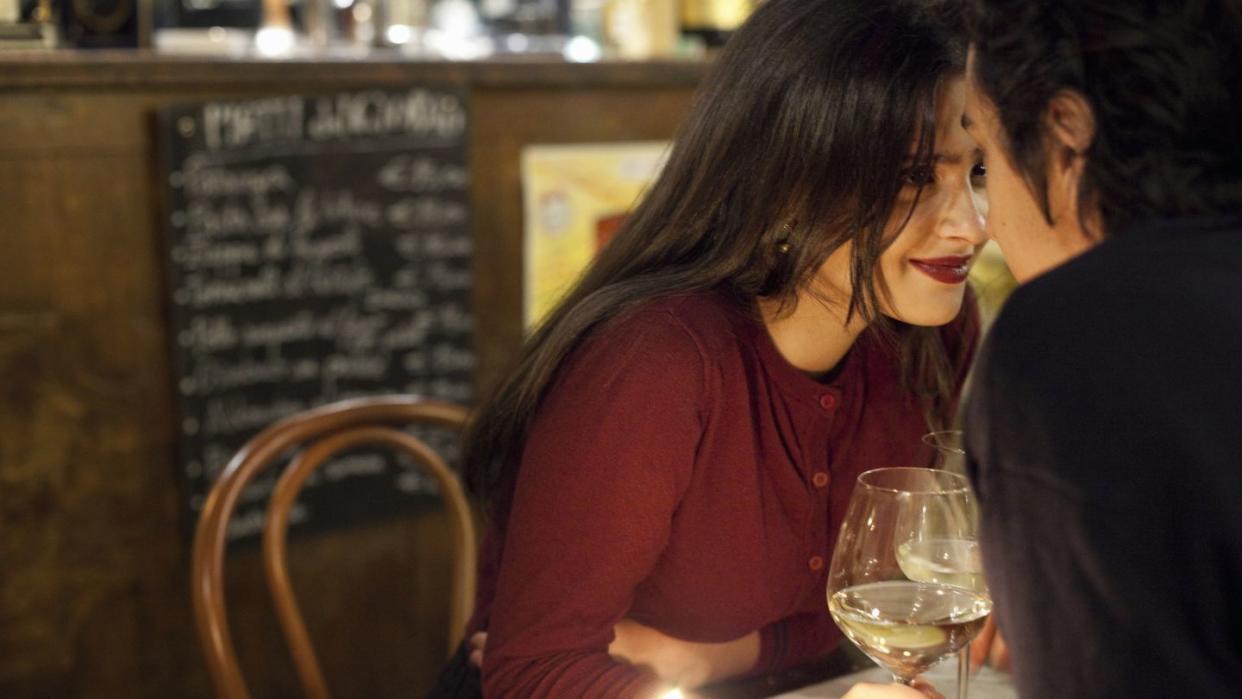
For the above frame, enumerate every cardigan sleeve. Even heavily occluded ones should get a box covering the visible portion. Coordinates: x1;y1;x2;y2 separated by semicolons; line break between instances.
753;613;839;676
482;311;709;698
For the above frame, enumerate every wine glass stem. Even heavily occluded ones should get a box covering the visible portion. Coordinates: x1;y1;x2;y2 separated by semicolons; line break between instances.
957;646;970;699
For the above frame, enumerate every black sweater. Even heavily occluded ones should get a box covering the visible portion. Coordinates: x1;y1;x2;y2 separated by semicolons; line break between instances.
964;216;1242;698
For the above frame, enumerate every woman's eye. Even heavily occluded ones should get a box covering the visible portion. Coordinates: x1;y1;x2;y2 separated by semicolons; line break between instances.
970;162;987;184
901;166;936;187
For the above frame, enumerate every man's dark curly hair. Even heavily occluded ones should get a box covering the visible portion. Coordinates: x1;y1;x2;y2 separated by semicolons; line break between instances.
965;0;1242;235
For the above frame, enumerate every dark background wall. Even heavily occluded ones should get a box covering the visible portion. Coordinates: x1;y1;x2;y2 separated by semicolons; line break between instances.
0;55;703;698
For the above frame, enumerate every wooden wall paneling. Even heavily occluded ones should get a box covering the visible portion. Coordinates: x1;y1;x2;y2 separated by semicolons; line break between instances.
0;146;192;697
0;60;703;698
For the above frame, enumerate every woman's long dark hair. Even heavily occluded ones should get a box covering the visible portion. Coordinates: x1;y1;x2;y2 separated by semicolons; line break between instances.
466;0;969;523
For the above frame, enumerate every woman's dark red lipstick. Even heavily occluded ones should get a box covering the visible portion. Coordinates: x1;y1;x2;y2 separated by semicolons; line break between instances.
910;256;972;284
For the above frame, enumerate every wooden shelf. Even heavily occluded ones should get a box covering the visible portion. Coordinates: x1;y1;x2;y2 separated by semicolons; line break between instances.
0;50;710;89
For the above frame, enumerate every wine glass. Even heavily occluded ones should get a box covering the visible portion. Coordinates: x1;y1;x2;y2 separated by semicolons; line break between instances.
924;429;981;699
922;429;966;475
827;467;991;692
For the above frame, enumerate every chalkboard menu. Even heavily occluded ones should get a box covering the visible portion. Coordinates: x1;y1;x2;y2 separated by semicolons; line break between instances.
159;88;473;541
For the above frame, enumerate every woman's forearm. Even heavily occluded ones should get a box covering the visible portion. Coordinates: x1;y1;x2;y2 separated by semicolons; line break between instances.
609;619;760;690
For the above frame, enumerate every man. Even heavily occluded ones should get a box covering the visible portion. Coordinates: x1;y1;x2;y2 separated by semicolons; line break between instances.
848;0;1242;697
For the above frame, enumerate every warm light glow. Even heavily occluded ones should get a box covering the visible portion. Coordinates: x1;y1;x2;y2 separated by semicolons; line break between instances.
433;0;480;36
425;30;492;59
661;690;684;699
333;0;353;8
564;35;602;63
386;24;413;44
504;32;529;52
254;26;295;57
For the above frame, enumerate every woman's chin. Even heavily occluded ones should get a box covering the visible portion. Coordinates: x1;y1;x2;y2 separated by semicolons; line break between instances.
884;302;964;328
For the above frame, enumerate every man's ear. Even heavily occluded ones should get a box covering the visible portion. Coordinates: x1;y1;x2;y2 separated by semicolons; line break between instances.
1044;90;1096;163
1043;90;1096;222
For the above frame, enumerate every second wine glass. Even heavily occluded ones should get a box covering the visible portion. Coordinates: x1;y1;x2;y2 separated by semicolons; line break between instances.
923;429;983;699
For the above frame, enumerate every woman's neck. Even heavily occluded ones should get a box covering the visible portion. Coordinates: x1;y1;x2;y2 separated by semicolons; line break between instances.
757;292;868;377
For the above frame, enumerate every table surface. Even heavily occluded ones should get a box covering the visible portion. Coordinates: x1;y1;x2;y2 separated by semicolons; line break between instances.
772;661;1018;699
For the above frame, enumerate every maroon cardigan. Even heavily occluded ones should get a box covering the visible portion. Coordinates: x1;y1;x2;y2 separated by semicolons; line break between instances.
476;290;977;697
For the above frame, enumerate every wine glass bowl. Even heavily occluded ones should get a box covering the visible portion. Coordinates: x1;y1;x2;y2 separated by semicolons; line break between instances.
830;579;990;681
827;467;991;686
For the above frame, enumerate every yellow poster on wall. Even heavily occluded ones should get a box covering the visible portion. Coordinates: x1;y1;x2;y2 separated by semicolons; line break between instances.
522;142;672;329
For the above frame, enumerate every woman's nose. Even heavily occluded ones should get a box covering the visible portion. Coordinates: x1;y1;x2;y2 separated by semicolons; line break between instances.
938;186;988;245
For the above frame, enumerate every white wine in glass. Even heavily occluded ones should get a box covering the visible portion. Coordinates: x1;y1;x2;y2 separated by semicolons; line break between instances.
827;467;992;688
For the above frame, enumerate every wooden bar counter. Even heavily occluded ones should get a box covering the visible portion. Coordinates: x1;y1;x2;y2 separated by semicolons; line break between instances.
0;52;706;698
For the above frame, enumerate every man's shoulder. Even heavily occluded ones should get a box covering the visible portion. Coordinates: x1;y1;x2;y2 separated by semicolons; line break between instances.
993;242;1117;335
990;216;1242;365
970;217;1242;481
978;258;1104;381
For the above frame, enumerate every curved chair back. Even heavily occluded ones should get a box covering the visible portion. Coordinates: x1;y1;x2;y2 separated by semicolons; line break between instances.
191;396;474;699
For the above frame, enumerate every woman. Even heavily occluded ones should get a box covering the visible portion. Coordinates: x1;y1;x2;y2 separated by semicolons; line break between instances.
436;0;987;695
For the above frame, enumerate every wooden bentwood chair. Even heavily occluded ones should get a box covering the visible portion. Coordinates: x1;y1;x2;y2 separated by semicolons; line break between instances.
190;396;476;699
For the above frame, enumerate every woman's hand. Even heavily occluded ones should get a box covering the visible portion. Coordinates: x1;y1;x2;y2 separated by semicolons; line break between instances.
608;619;759;689
467;621;759;690
843;678;944;699
468;631;486;668
970;616;1011;672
